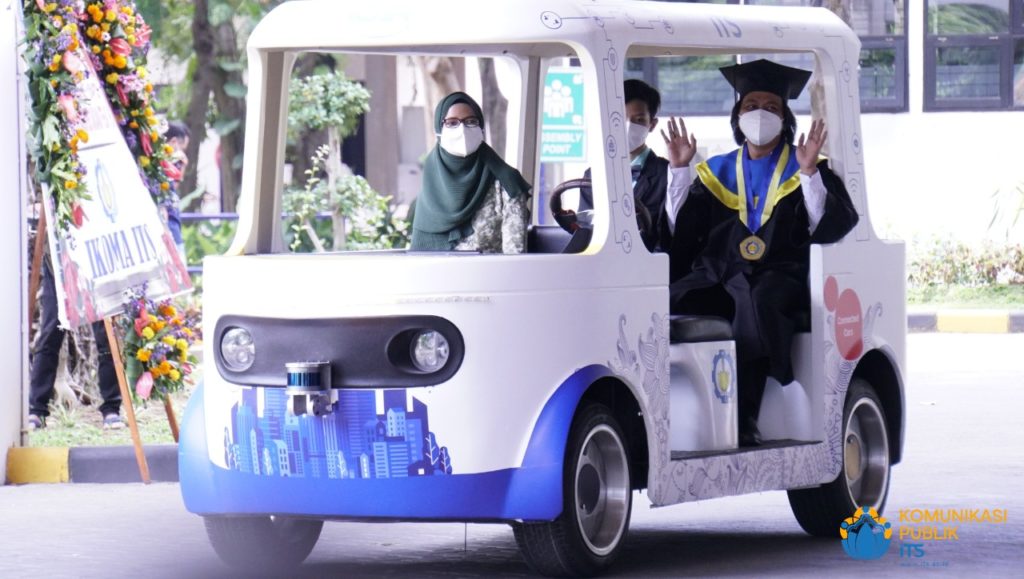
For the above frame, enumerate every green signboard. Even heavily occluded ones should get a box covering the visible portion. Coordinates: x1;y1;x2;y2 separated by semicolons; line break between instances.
541;68;585;161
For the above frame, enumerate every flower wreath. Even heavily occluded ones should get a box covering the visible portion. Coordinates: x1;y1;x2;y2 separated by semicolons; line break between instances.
119;285;201;401
24;0;180;232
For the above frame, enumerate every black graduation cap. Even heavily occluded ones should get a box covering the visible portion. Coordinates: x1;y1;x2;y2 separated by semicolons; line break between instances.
719;59;812;100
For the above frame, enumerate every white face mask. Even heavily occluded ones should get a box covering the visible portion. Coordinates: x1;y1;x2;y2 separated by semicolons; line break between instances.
626;122;650;153
738;109;783;146
439;125;484;157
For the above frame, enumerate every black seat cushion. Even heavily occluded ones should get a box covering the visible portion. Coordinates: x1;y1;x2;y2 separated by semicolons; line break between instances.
527;224;590;254
669;315;733;344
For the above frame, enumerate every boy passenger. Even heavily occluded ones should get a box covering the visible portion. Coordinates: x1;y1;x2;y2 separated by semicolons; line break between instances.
579;79;697;252
668;60;859;446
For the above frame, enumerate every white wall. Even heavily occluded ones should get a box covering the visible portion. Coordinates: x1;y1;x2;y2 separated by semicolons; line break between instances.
1;0;29;481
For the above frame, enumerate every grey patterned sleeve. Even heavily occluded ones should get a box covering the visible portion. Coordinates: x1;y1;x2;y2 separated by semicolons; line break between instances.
500;184;530;254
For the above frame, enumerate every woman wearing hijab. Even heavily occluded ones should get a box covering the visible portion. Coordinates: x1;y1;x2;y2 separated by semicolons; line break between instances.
411;92;532;253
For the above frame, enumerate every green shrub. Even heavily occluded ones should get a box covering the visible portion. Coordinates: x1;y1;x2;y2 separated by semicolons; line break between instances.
908;239;1024;288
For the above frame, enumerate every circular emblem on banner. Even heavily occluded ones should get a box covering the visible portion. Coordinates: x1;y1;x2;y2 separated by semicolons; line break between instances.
739;235;766;261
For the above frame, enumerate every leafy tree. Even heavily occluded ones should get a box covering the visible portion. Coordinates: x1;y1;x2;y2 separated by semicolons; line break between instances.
137;0;282;211
287;72;372;249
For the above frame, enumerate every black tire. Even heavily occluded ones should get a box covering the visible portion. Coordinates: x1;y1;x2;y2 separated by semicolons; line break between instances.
513;403;632;577
788;377;891;537
203;515;323;572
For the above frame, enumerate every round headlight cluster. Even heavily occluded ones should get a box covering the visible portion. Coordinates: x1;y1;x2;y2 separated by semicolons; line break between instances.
221;327;256;372
411;330;450;372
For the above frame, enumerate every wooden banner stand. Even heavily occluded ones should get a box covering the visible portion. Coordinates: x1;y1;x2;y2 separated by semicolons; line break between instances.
27;210;47;340
103;316;180;485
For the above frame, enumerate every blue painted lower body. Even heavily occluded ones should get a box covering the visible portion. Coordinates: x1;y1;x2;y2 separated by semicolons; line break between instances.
179;366;611;521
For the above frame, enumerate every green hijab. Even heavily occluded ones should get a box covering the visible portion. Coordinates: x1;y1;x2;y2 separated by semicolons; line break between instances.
411;92;531;250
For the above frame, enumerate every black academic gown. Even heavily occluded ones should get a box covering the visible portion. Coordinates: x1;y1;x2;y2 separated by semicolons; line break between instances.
669;152;858;391
581;151;673;252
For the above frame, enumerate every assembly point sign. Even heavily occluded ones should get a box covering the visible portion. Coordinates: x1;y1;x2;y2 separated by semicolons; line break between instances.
540;68;585;162
43;54;190;329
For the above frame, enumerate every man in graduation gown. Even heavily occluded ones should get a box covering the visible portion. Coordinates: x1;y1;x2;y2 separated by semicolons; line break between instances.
668;59;859;446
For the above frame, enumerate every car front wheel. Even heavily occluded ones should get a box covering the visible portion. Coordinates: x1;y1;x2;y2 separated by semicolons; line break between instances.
513;403;632;577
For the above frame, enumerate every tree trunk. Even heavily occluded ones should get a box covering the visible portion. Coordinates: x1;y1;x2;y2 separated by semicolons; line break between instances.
478;59;508;157
415;56;462;152
180;0;214;212
327;126;346;250
209;19;246;212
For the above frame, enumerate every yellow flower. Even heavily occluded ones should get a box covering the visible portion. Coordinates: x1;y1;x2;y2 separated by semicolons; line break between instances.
136;349;151;362
163;144;174;155
43;3;57;13
127;34;136;45
139;156;150;167
129;120;139;129
169;369;181;381
160;182;170;191
176;339;189;352
158;360;172;374
105;72;119;85
76;129;89;142
113;55;127;69
137;67;147;78
182;328;193;338
162;335;177;346
141;327;155;340
91;45;101;54
104;9;116;22
144;83;153;93
154;320;166;331
64;179;76;189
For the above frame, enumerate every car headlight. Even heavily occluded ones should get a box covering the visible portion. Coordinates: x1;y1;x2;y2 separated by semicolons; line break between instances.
221;327;256;372
411;330;450;373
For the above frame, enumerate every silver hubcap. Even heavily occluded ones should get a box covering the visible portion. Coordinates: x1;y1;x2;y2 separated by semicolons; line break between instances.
844;397;889;508
575;424;630;556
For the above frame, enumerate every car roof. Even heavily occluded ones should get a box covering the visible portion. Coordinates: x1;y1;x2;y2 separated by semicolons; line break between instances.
248;0;858;59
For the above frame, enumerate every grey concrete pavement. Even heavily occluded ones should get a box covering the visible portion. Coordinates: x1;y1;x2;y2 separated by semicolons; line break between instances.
1;333;1022;577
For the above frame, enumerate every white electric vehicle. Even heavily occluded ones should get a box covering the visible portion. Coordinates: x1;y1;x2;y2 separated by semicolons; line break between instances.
179;0;906;576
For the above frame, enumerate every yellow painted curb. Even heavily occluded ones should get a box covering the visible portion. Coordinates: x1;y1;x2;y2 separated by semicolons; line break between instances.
936;311;1009;334
6;447;70;484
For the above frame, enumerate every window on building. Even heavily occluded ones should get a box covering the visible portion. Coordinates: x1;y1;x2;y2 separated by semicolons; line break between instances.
924;0;1024;110
629;0;908;114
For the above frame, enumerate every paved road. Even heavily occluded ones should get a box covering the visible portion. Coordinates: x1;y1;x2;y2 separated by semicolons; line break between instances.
2;334;1022;578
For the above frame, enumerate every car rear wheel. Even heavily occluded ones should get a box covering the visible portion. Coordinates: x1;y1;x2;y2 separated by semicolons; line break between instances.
513;403;632;577
204;515;323;572
787;377;891;537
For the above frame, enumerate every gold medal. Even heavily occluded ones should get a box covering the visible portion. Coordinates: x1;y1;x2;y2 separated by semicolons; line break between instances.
739;235;766;261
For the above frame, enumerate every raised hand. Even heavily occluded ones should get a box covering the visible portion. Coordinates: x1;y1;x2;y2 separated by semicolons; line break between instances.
660;116;696;169
796;118;827;175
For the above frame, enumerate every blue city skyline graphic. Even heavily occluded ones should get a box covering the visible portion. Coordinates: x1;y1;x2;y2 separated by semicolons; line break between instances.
226;388;453;479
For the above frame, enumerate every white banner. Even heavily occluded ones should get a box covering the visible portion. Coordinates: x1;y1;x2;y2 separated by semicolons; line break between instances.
43;53;191;328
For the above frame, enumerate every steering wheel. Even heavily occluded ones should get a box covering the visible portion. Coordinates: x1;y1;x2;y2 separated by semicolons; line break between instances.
549;178;591;234
548;178;653;243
